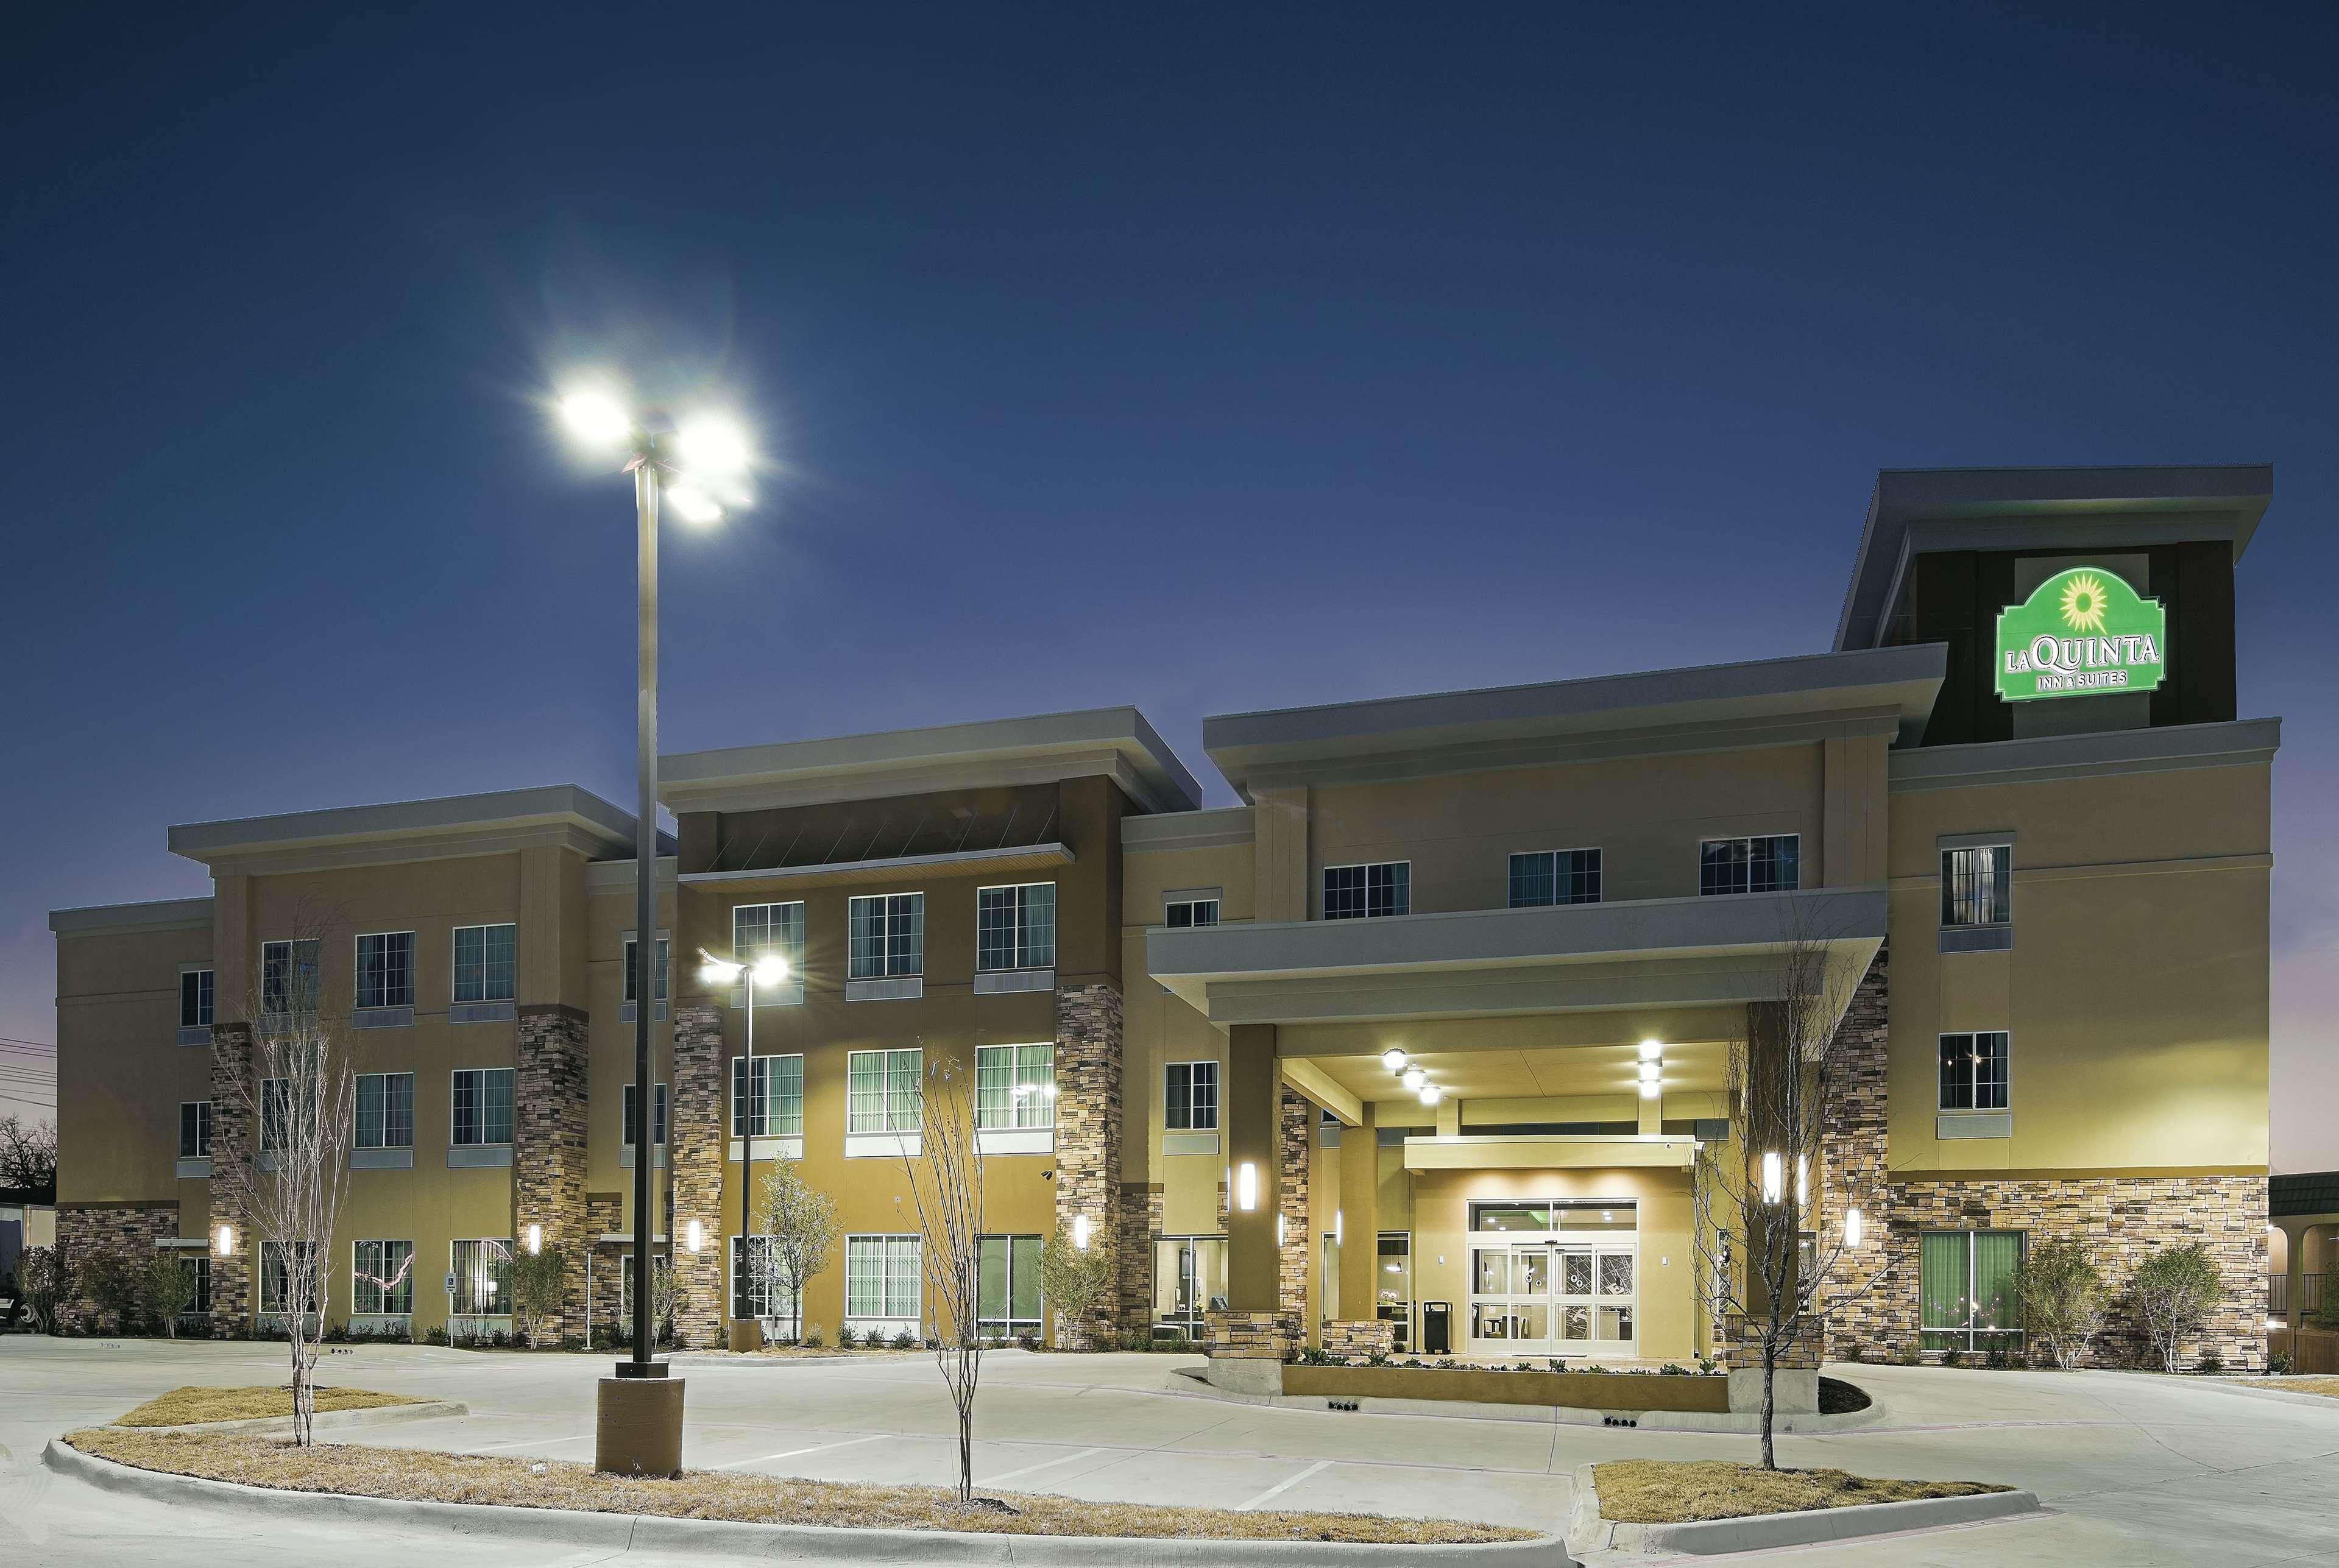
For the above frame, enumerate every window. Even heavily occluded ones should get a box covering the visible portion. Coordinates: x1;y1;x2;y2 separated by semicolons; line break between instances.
845;1234;922;1323
1164;896;1220;928
451;1067;514;1146
260;938;320;1013
451;1238;513;1316
453;923;517;1003
1941;846;2012;928
732;902;806;977
353;1239;416;1315
848;894;924;979
185;1254;211;1316
977;883;1056;972
1376;1232;1414;1354
1164;1061;1219;1131
623;935;669;1002
179;1100;212;1159
618;1252;671;1319
180;969;214;1029
1920;1231;2024;1352
1323;862;1409;920
975;1044;1056;1129
355;1072;415;1150
260;1078;291;1154
1152;1235;1228;1338
847;1049;923;1133
622;1082;670;1146
732;1234;799;1323
1938;1031;2011;1112
258;1240;321;1316
355;931;416;1009
731;1055;803;1138
1699;835;1800;895
1509;849;1602;908
978;1234;1044;1333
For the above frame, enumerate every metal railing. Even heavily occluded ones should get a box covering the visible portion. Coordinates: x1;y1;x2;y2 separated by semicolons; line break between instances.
2269;1273;2326;1323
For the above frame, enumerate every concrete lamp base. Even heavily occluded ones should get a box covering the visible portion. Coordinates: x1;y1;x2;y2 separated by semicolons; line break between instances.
727;1319;765;1354
595;1376;685;1477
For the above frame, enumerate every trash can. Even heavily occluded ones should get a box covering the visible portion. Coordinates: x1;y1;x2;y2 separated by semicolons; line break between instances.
1422;1300;1452;1356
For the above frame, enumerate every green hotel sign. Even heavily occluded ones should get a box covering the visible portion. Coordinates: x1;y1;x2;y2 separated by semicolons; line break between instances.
1995;567;2167;702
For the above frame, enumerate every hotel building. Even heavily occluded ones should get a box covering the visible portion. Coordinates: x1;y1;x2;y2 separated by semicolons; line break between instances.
51;464;2276;1370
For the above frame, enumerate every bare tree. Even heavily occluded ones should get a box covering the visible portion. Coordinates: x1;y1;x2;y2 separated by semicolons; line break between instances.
750;1151;840;1340
224;915;357;1446
1691;917;1893;1469
897;1056;986;1504
0;1115;58;1199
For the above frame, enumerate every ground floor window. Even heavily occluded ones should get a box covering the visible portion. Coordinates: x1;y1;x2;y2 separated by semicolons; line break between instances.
1376;1232;1414;1353
1321;1232;1340;1321
978;1234;1043;1333
730;1235;801;1327
258;1240;322;1316
353;1239;415;1315
616;1252;672;1320
1153;1235;1227;1339
846;1234;922;1329
1920;1229;2024;1352
185;1252;211;1317
451;1238;513;1316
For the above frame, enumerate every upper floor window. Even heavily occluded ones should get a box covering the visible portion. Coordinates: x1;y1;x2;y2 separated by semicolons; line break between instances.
1324;862;1409;920
1165;1060;1219;1131
355;1072;415;1150
1164;895;1220;928
849;894;924;980
180;969;214;1029
623;1081;670;1146
623;935;669;1003
978;883;1056;972
732;1055;804;1138
453;923;517;1003
847;1048;923;1133
1509;849;1602;908
258;1076;315;1154
1941;846;2012;928
975;1043;1056;1129
1699;835;1800;896
260;938;321;1014
733;902;807;976
1938;1031;2011;1112
356;932;416;1009
180;1100;212;1159
451;1067;514;1146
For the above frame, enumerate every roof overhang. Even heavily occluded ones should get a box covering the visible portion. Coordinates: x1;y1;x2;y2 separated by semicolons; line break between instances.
1203;646;1944;799
49;896;216;937
169;785;642;875
1403;1133;1700;1173
679;841;1074;892
1835;464;2274;652
659;706;1203;816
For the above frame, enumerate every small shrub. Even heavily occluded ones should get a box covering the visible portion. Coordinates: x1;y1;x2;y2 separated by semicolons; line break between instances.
2270;1353;2293;1376
1659;1363;1689;1376
426;1325;450;1346
1582;1363;1608;1374
1844;1343;1867;1363
1016;1332;1039;1351
1985;1344;2012;1370
1895;1343;1921;1366
802;1323;826;1349
891;1329;916;1351
1940;1346;1964;1368
835;1326;858;1349
2132;1243;2221;1374
2196;1352;2226;1376
1366;1351;1392;1366
1696;1354;1719;1374
1433;1357;1459;1369
2017;1237;2107;1369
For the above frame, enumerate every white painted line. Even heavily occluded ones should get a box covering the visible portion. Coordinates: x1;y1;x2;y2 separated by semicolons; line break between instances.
1236;1458;1335;1511
977;1446;1106;1486
459;1433;593;1452
713;1433;886;1470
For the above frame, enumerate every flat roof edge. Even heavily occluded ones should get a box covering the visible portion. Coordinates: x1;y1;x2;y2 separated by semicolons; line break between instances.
168;785;637;863
50;895;216;934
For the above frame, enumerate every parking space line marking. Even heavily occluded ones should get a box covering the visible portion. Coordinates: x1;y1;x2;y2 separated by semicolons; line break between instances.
459;1433;593;1452
1236;1458;1334;1511
977;1447;1106;1486
713;1434;886;1469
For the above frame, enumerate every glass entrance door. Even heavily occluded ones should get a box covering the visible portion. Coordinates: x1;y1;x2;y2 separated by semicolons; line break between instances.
1466;1203;1638;1358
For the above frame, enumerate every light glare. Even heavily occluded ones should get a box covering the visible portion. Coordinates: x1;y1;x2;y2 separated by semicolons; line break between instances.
1638;1061;1661;1083
1379;1048;1407;1073
1418;1083;1443;1106
1072;1214;1091;1251
665;482;724;526
677;414;752;475
559;389;631;447
1236;1161;1259;1212
1401;1067;1426;1090
1845;1207;1864;1248
1761;1151;1783;1204
1637;1039;1664;1061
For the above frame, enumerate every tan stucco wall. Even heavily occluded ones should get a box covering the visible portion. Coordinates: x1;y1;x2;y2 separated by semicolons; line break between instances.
55;922;213;1208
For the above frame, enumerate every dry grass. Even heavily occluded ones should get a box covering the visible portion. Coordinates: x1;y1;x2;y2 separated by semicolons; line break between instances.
714;1346;922;1359
2267;1377;2339;1399
114;1386;427;1429
67;1430;1534;1544
1593;1460;2010;1525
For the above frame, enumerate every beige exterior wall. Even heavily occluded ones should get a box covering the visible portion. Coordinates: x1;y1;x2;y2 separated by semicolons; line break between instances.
55;918;213;1213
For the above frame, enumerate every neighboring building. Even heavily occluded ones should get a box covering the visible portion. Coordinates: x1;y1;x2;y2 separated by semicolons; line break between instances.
50;465;2276;1368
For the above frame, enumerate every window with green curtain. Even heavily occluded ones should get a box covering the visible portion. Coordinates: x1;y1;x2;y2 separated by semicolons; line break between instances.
977;1234;1044;1329
1921;1230;2025;1350
1920;1231;1972;1349
1972;1232;2023;1338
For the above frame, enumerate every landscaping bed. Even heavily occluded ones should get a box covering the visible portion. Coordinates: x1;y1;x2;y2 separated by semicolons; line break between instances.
62;1429;1534;1545
1590;1460;2009;1524
1281;1361;1730;1413
115;1385;426;1428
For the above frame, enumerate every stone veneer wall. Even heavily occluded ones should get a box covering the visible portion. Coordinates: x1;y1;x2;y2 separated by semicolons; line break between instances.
1053;982;1124;1349
206;1022;255;1332
669;1004;726;1347
582;1192;626;1338
1721;1313;1822;1369
1818;946;1892;1356
1322;1318;1395;1360
1117;1181;1162;1333
1278;1087;1310;1341
53;1203;181;1333
514;1003;590;1339
1205;1307;1291;1360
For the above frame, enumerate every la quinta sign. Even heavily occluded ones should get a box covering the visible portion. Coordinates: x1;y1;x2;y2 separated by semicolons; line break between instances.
1995;567;2167;702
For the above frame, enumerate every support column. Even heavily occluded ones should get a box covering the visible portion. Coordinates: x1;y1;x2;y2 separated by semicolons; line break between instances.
515;1003;590;1342
1337;1101;1379;1333
669;1003;724;1349
1279;1086;1311;1342
1053;981;1125;1348
1819;945;1891;1358
207;1022;255;1333
1223;1023;1280;1313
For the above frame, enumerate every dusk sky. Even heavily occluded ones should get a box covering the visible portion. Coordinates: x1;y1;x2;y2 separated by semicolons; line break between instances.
4;4;2332;1167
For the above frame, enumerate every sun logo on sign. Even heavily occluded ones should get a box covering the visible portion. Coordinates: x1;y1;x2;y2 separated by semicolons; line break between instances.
2058;572;2111;635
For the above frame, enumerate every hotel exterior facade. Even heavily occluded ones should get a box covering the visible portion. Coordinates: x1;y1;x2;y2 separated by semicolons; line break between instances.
50;465;2277;1371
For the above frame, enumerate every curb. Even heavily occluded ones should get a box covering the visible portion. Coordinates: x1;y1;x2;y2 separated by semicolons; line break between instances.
133;1399;469;1436
1566;1463;2039;1556
44;1438;1574;1567
1165;1372;1883;1435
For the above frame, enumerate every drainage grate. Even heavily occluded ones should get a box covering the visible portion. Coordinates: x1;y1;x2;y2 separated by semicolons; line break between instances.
1326;1399;1361;1412
1602;1414;1638;1428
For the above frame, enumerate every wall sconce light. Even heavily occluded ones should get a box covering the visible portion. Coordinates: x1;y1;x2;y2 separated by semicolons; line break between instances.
1795;1156;1808;1208
685;1219;704;1254
1236;1161;1259;1212
213;1224;235;1257
1761;1151;1783;1205
1072;1214;1091;1251
1845;1207;1864;1248
1334;1209;1344;1245
1276;1212;1287;1248
1379;1048;1407;1073
525;1223;543;1256
1637;1039;1663;1062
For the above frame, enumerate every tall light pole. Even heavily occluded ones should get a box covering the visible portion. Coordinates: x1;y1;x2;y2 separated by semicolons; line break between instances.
699;947;789;1346
557;386;752;1472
